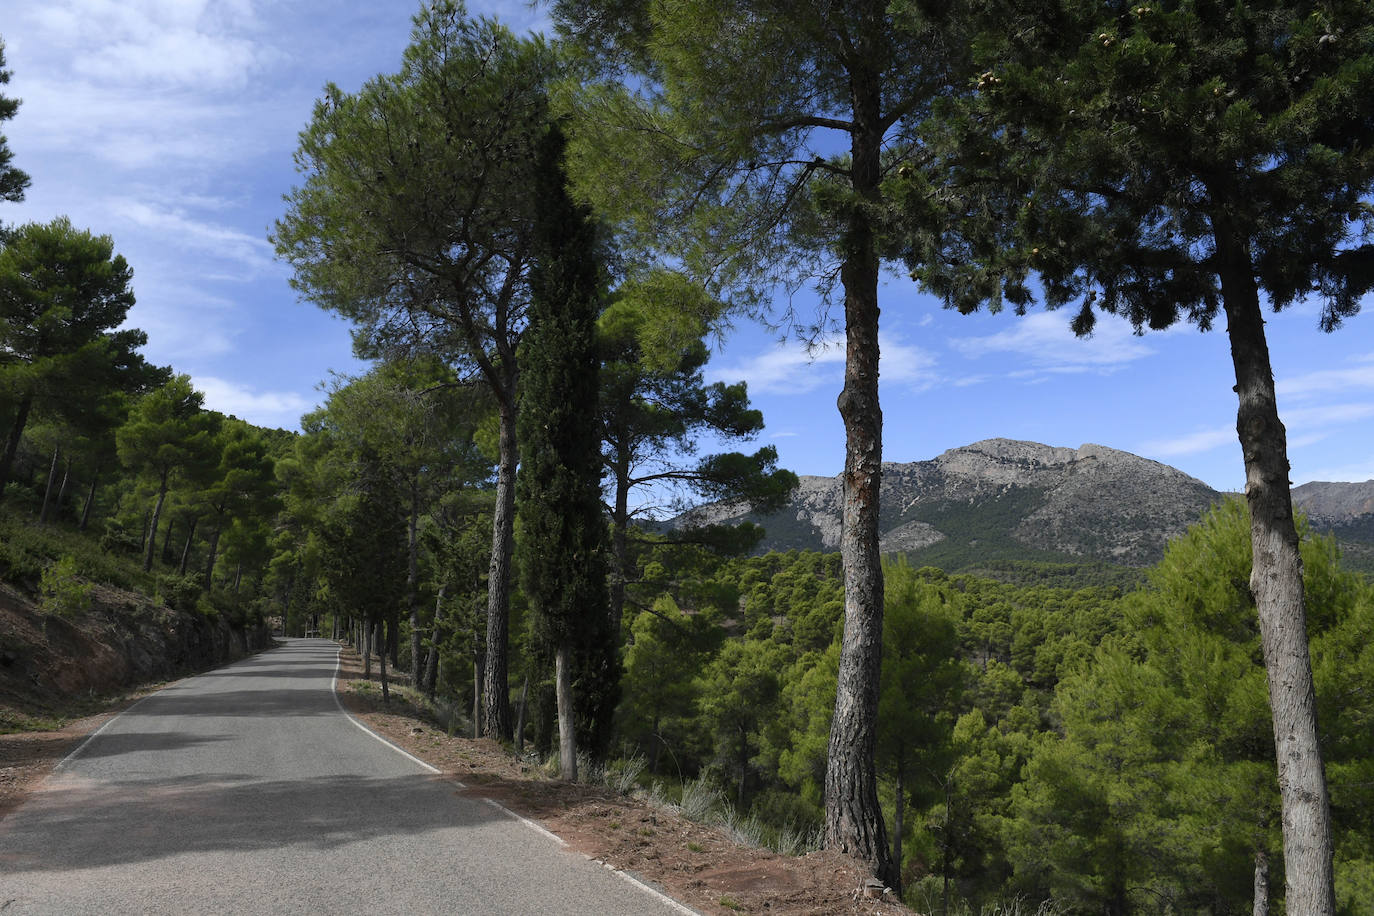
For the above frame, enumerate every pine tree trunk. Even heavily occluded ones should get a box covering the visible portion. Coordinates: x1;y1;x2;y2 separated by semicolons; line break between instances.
80;471;98;531
515;674;529;754
472;660;481;740
483;400;517;739
737;729;748;808
178;517;198;575
407;497;421;683
39;447;60;524
1216;222;1335;915
892;760;904;895
824;40;893;886
56;457;71;516
144;480;169;572
363;621;373;679
203;520;223;590
161;516;176;564
0;388;34;499
388;609;399;667
556;644;577;782
609;460;631;641
424;585;445;698
649;717;661;774
1253;848;1270;916
378;628;390;704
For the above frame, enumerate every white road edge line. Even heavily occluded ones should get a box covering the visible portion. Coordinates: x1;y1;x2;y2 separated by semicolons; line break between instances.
330;646;441;775
328;647;698;915
481;796;567;846
54;646;269;772
593;859;701;916
53;691;155;773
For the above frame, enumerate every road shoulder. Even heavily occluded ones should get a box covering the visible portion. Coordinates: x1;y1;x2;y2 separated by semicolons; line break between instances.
334;647;910;916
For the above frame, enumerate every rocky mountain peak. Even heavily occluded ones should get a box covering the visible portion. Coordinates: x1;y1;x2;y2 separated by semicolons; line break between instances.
674;438;1225;569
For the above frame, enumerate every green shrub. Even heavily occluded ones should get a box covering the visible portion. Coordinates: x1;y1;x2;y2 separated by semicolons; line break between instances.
0;522;45;587
40;555;93;617
156;572;205;613
99;520;143;557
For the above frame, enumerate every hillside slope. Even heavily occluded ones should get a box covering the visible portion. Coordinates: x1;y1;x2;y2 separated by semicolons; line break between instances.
677;439;1225;574
1293;480;1374;574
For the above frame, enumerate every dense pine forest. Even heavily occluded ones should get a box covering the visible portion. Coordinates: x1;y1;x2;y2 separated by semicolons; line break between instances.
4;0;1374;913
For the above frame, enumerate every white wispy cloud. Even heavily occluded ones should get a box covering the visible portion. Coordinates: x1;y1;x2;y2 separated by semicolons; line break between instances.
948;311;1156;373
708;333;937;395
193;376;312;428
111;198;276;273
1278;361;1374;400
1283;403;1374;427
1139;403;1374;459
31;0;266;90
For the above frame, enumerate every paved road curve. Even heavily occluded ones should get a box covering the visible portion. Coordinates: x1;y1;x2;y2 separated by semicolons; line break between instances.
0;639;692;915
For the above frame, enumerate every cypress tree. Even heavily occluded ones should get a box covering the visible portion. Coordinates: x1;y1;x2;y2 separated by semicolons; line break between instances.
517;121;616;779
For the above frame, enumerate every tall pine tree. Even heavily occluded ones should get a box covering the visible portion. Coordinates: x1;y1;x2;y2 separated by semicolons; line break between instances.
0;38;30;207
553;0;972;878
910;2;1374;908
517;122;615;779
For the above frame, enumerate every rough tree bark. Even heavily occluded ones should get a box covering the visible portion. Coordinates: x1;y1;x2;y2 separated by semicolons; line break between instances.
378;621;390;704
556;644;577;782
482;398;517;739
56;457;70;513
39;447;60;524
423;585;445;699
1253;849;1270;916
80;471;98;531
0;389;33;498
472;660;481;740
363;621;373;679
823;46;893;885
178;517;198;576
892;756;905;894
203;524;223;589
608;455;632;642
515;675;530;754
143;475;169;573
407;494;421;683
1216;218;1335;916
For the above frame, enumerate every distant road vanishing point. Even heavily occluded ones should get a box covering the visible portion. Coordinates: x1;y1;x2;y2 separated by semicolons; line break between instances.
0;639;693;915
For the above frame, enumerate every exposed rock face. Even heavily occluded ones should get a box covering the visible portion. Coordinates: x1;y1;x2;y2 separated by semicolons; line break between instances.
0;583;272;710
673;438;1225;568
1292;480;1374;523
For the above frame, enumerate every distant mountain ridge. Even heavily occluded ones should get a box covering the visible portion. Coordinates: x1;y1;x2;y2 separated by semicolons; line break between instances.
1292;480;1374;574
677;438;1227;571
674;439;1374;579
1292;480;1374;523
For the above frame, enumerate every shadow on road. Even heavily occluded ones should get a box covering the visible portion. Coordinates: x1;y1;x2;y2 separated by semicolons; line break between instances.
125;687;340;718
1;773;498;873
59;731;233;761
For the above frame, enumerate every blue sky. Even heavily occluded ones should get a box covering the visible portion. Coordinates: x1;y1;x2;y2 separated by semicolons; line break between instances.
4;0;1372;494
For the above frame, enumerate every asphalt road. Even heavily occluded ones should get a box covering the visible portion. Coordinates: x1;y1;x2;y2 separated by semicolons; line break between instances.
0;638;693;915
